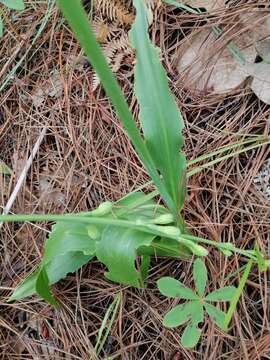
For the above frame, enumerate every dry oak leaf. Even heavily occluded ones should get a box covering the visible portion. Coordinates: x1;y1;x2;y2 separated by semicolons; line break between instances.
176;28;256;94
246;62;270;105
185;0;225;11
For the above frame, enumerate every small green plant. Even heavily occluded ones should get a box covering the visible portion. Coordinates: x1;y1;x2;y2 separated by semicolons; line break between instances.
157;259;236;348
0;0;25;37
1;0;270;350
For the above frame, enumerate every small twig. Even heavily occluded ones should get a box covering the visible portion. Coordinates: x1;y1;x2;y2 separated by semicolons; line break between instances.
0;127;47;230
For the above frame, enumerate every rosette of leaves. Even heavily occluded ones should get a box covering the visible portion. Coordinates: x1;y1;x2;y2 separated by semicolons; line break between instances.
157;259;236;348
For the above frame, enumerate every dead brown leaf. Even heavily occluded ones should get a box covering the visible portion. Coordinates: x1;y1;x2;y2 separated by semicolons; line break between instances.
176;28;256;94
246;62;270;104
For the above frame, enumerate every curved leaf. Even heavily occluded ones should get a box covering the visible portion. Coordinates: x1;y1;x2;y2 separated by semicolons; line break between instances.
36;267;57;305
57;0;177;214
9;251;92;301
43;222;97;264
130;0;187;212
157;277;198;299
205;286;236;302
96;226;156;288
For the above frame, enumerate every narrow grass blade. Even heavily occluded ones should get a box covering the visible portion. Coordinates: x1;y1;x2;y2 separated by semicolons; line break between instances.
224;260;253;330
94;293;121;357
57;0;176;215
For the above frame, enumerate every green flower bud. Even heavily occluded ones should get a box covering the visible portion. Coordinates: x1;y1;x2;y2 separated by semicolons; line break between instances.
221;249;232;257
91;201;113;216
152;213;174;225
147;224;181;237
187;243;208;256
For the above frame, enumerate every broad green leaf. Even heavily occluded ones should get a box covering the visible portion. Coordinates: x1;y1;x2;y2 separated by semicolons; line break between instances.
204;302;226;330
57;0;176;214
193;258;207;296
35;267;57;305
43;222;97;264
0;0;25;10
157;277;198;299
130;0;187;212
205;286;236;302
181;324;202;348
96;226;156;288
9;251;92;301
163;303;191;328
0;161;11;174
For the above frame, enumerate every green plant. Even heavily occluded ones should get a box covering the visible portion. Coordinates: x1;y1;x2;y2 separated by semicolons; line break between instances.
1;0;270;350
157;259;236;348
0;0;25;37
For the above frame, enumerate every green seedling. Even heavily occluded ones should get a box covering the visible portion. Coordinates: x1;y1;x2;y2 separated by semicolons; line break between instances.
157;259;236;348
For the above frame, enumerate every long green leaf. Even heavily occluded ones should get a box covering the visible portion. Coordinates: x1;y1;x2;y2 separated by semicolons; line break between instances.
9;252;93;301
57;0;176;215
130;0;186;213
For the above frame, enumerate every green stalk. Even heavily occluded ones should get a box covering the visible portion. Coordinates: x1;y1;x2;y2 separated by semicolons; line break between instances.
224;260;253;330
0;214;257;260
94;293;121;357
57;0;176;216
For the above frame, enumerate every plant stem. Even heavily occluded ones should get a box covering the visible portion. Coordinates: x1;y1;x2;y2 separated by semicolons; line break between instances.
0;214;257;261
224;260;253;330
